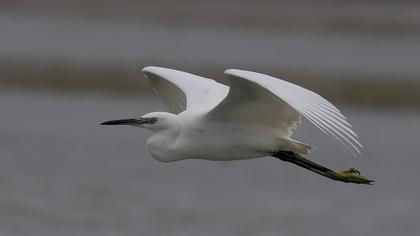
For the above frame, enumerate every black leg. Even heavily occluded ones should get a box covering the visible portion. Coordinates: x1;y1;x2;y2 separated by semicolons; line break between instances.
272;151;374;185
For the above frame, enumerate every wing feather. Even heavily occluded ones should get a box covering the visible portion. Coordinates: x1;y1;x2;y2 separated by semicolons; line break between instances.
142;66;228;113
208;69;362;156
207;74;301;137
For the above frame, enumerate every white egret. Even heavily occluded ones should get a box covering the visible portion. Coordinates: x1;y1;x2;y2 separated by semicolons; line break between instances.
102;66;373;184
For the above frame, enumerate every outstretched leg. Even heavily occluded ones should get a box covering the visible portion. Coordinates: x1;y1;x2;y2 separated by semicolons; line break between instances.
272;151;373;185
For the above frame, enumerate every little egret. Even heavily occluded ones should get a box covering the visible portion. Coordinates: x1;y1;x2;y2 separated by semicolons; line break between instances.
102;67;373;184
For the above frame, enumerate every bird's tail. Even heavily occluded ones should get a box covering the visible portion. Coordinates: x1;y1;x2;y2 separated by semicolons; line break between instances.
272;151;374;185
276;138;313;155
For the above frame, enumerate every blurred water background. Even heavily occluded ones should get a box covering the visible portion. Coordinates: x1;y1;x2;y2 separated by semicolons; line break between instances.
1;1;420;235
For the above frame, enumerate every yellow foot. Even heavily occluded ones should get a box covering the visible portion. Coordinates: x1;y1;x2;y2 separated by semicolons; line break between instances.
334;167;374;185
338;167;361;176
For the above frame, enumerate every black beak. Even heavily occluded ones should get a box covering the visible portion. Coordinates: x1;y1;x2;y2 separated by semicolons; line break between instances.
101;118;146;126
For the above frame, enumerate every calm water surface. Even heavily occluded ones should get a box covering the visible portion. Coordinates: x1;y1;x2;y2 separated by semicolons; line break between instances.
0;90;419;236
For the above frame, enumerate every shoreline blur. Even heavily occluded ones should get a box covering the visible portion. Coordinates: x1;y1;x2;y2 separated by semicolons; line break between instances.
2;60;420;108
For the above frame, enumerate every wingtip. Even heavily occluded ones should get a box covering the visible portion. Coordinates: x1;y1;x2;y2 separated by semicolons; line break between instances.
224;68;253;74
224;69;257;79
141;66;178;79
141;66;192;78
141;66;161;74
224;69;271;80
224;69;240;74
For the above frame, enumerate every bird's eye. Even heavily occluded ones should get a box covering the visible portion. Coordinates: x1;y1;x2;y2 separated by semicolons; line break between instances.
151;117;158;124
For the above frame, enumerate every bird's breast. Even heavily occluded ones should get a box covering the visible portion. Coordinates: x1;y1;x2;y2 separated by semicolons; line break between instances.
146;132;182;162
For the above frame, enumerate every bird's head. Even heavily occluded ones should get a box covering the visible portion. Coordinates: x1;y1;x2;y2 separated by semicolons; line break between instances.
101;112;177;131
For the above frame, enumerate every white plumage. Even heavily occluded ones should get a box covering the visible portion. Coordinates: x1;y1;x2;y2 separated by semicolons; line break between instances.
103;66;362;162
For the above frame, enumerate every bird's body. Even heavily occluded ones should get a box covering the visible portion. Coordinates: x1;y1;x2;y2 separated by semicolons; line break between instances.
146;111;281;162
102;66;373;184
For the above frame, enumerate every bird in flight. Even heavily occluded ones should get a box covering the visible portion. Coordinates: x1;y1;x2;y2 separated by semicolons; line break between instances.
102;66;373;185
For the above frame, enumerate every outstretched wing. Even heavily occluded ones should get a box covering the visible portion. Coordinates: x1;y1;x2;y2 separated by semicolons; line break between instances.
142;66;229;114
207;69;362;156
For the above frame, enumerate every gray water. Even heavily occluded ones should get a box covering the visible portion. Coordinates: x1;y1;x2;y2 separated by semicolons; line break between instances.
1;89;419;236
1;13;420;79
